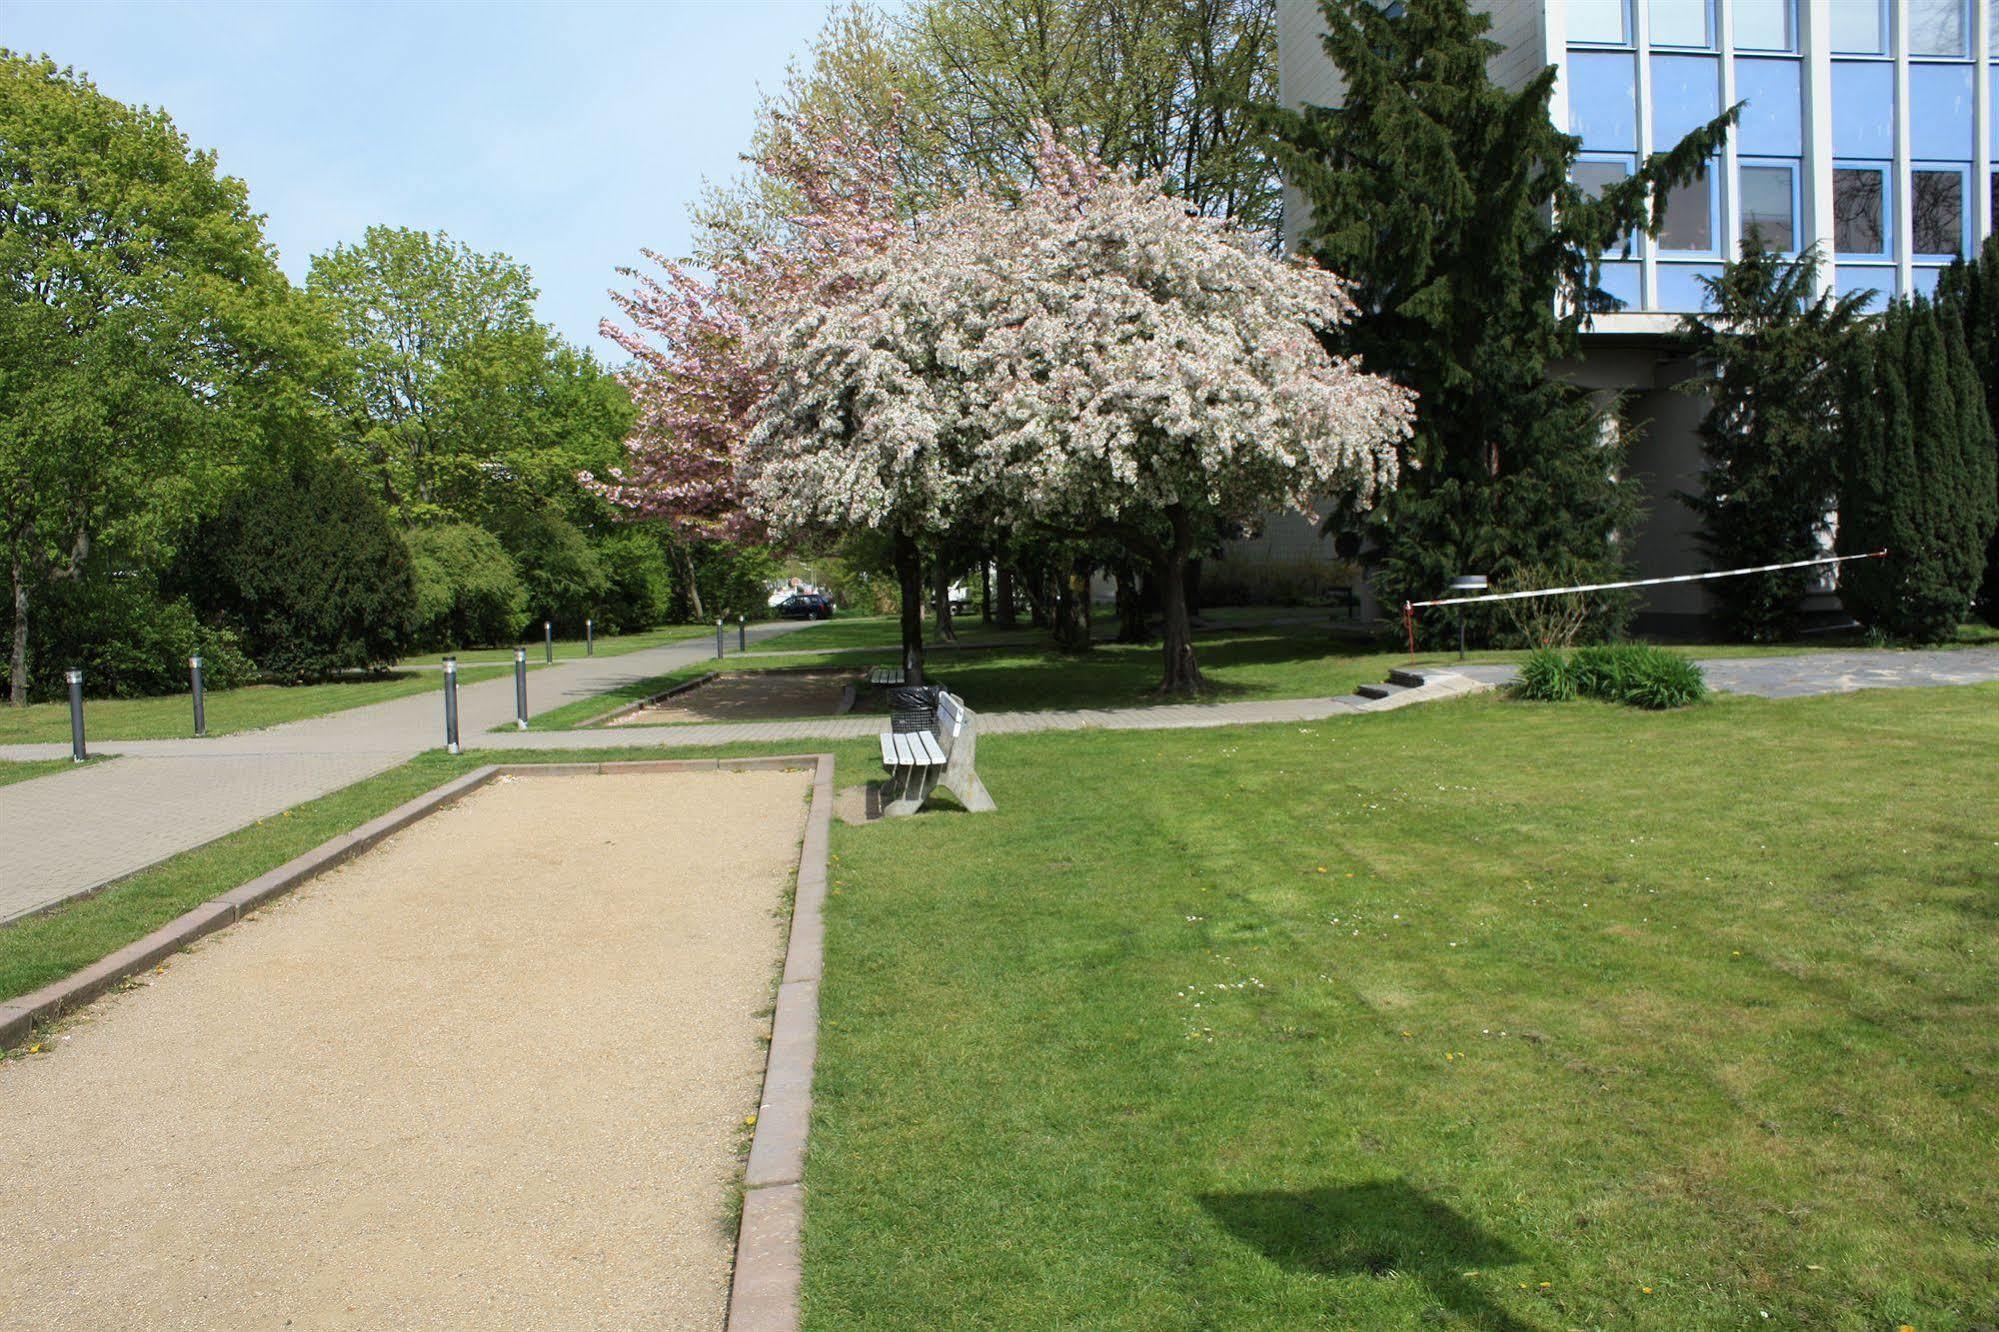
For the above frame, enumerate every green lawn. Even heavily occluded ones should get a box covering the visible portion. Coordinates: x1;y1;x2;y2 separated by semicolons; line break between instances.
0;667;513;745
801;687;1999;1329
738;613;1041;656
394;621;719;667
0;756;104;788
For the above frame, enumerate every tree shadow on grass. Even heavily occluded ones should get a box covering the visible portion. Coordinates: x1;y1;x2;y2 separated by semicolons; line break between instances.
1200;1180;1538;1331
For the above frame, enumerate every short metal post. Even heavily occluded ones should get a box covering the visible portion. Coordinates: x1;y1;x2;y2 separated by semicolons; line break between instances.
737;614;746;651
715;617;724;659
586;618;594;655
442;656;461;754
544;620;553;664
66;667;86;763
513;647;529;730
1458;612;1467;662
190;654;206;736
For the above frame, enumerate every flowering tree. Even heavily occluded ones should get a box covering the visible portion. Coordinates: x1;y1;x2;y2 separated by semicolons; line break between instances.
743;130;1414;693
582;110;909;616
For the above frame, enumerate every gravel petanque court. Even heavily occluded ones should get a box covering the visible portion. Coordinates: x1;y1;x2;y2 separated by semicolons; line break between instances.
0;768;811;1329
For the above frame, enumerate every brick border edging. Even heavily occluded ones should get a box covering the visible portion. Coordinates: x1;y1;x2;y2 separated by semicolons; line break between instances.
0;765;504;1050
726;752;833;1332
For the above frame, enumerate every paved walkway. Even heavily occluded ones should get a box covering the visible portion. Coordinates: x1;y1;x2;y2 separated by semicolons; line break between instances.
1452;646;1999;698
0;620;812;923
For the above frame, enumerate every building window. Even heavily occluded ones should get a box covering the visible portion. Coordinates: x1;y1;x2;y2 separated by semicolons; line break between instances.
1659;167;1716;252
1992;0;1999;56
1656;263;1723;312
1570;52;1639;149
1836;264;1896;313
1651;54;1720;149
1569;0;1631;45
1830;0;1887;55
1908;0;1969;56
1651;0;1714;48
1912;168;1966;257
1910;64;1975;160
1735;57;1803;156
1734;0;1796;51
1574;156;1635;257
1832;62;1896;159
1834;166;1890;254
1740;163;1798;252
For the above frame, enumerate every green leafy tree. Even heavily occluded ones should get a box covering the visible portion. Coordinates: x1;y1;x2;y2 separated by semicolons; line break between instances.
0;53;316;704
1675;246;1868;639
408;523;527;649
1936;237;1999;621
1262;0;1735;644
177;449;419;678
1835;297;1998;642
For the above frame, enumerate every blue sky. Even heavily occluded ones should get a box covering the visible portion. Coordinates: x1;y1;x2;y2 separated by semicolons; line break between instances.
2;0;837;357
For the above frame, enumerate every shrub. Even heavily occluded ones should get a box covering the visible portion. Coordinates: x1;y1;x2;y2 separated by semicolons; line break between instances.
179;451;418;679
1202;557;1359;607
694;543;782;619
1512;643;1707;709
409;523;527;648
593;528;673;633
31;574;256;700
1512;647;1577;701
496;509;610;633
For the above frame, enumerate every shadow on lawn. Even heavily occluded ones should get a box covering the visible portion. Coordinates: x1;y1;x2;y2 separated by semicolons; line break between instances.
1200;1180;1536;1331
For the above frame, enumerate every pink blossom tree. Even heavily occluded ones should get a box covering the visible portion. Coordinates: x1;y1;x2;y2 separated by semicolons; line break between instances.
743;131;1414;694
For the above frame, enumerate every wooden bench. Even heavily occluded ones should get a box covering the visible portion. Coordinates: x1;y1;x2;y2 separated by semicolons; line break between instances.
879;688;996;817
867;665;905;687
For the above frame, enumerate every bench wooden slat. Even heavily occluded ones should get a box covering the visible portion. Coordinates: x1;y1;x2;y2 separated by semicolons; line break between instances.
913;730;946;765
879;732;899;769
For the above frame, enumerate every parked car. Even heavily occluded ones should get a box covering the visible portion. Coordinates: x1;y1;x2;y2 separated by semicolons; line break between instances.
778;592;835;620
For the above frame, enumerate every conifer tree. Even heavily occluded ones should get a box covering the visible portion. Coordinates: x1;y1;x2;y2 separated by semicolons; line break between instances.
1676;246;1867;640
1262;0;1734;643
1836;297;1998;642
1935;238;1999;621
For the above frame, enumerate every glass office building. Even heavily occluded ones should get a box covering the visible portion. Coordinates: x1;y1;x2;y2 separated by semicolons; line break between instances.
1561;0;1990;315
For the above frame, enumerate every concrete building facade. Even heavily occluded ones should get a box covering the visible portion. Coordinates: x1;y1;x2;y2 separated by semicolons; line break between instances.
1267;0;1993;627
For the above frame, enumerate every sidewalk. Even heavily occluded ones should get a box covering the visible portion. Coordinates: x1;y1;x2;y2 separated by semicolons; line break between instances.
0;621;812;922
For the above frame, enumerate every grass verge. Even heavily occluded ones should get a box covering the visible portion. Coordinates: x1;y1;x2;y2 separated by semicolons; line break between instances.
800;685;1999;1329
0;666;515;746
0;757;104;788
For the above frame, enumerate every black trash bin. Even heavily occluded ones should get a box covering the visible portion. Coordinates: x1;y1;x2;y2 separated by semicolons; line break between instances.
889;684;940;733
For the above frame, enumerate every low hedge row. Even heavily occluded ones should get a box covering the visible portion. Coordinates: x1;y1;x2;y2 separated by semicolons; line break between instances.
1514;644;1709;710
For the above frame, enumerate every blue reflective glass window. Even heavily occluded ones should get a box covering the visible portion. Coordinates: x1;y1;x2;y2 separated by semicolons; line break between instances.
1651;54;1719;150
1569;0;1630;44
1908;0;1968;55
1829;0;1886;54
1992;71;1999;155
1656;264;1723;312
1659;167;1716;252
1651;0;1713;47
1909;64;1974;161
1834;166;1891;255
1574;156;1636;256
1733;0;1795;50
1735;58;1802;156
1832;62;1895;159
1836;264;1896;312
1740;163;1798;252
1912;266;1947;297
1912;168;1966;257
1569;52;1638;150
1595;261;1643;310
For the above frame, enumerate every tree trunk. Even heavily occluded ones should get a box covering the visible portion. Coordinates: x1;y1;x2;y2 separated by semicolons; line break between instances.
996;562;1017;628
1114;567;1150;644
677;544;705;622
1052;558;1091;652
1156;507;1205;696
895;531;926;685
9;553;27;708
980;557;992;624
932;563;957;643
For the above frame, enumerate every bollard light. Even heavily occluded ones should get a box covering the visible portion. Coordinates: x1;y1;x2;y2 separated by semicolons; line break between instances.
190;654;206;737
66;667;86;763
737;613;746;651
715;617;725;660
544;620;553;665
1448;574;1489;661
513;647;529;730
586;618;594;656
442;656;461;755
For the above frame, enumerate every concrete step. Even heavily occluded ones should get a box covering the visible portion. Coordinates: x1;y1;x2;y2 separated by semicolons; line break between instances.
1355;681;1411;701
1386;668;1431;689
